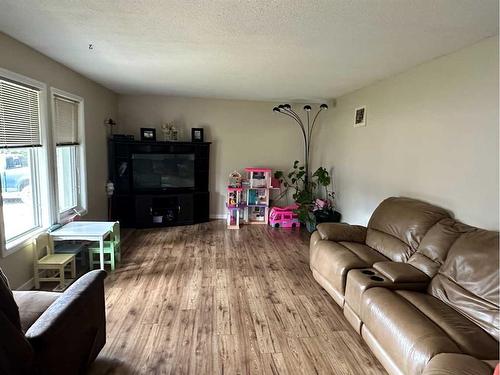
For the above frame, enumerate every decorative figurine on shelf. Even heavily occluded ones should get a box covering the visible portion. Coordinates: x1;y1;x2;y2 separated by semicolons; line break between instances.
228;171;242;188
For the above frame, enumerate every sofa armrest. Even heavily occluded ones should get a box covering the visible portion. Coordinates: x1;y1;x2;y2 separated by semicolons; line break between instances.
373;261;430;283
422;353;496;375
316;223;367;243
0;310;34;375
26;270;107;375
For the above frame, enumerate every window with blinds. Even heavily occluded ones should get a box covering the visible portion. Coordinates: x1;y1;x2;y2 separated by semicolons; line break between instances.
54;95;79;146
0;79;42;148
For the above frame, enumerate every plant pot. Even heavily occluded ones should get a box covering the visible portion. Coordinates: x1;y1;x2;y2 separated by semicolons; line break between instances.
313;209;341;224
305;219;317;233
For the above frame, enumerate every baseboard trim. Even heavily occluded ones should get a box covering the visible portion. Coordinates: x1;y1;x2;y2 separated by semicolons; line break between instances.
16;277;34;291
210;214;226;220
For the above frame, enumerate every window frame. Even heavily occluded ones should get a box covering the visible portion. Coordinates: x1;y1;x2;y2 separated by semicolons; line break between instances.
50;87;87;223
0;67;54;257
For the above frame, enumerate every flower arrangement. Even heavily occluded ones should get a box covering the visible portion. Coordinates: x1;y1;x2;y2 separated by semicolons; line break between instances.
161;122;178;141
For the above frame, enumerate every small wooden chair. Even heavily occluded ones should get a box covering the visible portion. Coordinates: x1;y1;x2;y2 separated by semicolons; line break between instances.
88;221;121;271
34;233;76;291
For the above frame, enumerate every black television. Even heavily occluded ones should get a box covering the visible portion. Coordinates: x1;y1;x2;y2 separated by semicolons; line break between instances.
132;153;195;191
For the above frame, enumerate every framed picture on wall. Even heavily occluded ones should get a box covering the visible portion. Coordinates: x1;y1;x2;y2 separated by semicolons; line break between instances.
354;106;366;127
140;127;156;141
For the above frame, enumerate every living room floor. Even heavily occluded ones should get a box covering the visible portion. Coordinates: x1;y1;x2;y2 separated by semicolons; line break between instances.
89;220;386;375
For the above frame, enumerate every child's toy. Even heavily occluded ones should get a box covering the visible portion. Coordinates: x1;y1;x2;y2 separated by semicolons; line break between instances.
225;168;275;229
246;188;269;206
226;187;244;229
269;205;300;228
227;187;243;207
245;168;271;188
228;171;242;188
244;206;269;225
227;206;241;229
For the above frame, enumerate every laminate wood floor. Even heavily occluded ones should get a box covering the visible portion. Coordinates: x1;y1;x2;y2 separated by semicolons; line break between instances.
88;220;386;375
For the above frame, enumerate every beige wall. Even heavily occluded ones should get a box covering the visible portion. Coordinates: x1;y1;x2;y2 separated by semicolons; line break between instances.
1;31;497;288
0;33;117;288
117;96;313;217
312;36;499;230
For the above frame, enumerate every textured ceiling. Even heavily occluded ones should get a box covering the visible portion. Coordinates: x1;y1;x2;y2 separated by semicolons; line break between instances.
0;0;498;101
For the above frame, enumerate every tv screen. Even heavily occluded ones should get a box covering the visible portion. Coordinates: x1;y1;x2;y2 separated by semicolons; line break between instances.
132;153;195;190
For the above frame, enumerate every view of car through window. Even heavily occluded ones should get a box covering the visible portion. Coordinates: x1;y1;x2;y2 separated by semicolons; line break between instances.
0;149;36;241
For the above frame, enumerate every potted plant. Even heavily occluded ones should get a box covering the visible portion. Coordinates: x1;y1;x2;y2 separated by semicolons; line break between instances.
311;167;341;225
274;162;341;232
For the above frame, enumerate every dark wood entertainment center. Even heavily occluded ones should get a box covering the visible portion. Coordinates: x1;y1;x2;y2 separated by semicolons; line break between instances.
108;139;210;228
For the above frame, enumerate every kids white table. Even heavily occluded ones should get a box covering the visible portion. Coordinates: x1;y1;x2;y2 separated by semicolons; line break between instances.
49;221;115;270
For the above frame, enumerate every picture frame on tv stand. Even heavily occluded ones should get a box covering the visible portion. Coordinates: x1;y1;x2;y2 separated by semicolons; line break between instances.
141;127;156;141
191;128;204;142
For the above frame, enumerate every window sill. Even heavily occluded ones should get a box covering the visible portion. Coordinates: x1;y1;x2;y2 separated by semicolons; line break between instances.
2;227;47;258
59;207;88;225
2;207;89;258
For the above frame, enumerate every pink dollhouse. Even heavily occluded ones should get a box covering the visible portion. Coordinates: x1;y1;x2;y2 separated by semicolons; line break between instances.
245;168;271;188
226;186;244;229
226;168;278;229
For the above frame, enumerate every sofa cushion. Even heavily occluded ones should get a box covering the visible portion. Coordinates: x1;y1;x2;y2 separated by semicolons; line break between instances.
316;223;367;243
361;287;461;375
0;267;21;331
338;242;388;264
366;197;450;262
310;240;369;296
429;227;499;340
408;218;461;277
422;353;495;375
396;290;499;359
13;291;60;333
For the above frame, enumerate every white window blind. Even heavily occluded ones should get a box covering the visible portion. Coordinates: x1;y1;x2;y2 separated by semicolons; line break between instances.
0;79;42;148
54;95;79;146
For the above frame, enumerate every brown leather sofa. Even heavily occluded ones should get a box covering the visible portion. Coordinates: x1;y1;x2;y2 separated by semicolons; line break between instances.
0;267;107;375
310;197;499;375
310;197;451;306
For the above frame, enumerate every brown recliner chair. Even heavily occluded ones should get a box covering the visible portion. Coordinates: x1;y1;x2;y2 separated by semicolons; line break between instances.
359;224;499;375
0;267;107;375
310;197;450;306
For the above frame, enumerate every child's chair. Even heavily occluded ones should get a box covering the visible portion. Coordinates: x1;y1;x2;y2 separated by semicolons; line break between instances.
34;233;76;291
88;221;121;271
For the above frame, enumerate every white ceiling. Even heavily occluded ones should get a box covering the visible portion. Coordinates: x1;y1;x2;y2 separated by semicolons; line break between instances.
0;1;498;101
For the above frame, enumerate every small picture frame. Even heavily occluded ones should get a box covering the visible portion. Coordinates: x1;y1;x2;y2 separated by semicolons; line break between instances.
354;106;366;127
140;127;156;141
191;128;204;142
